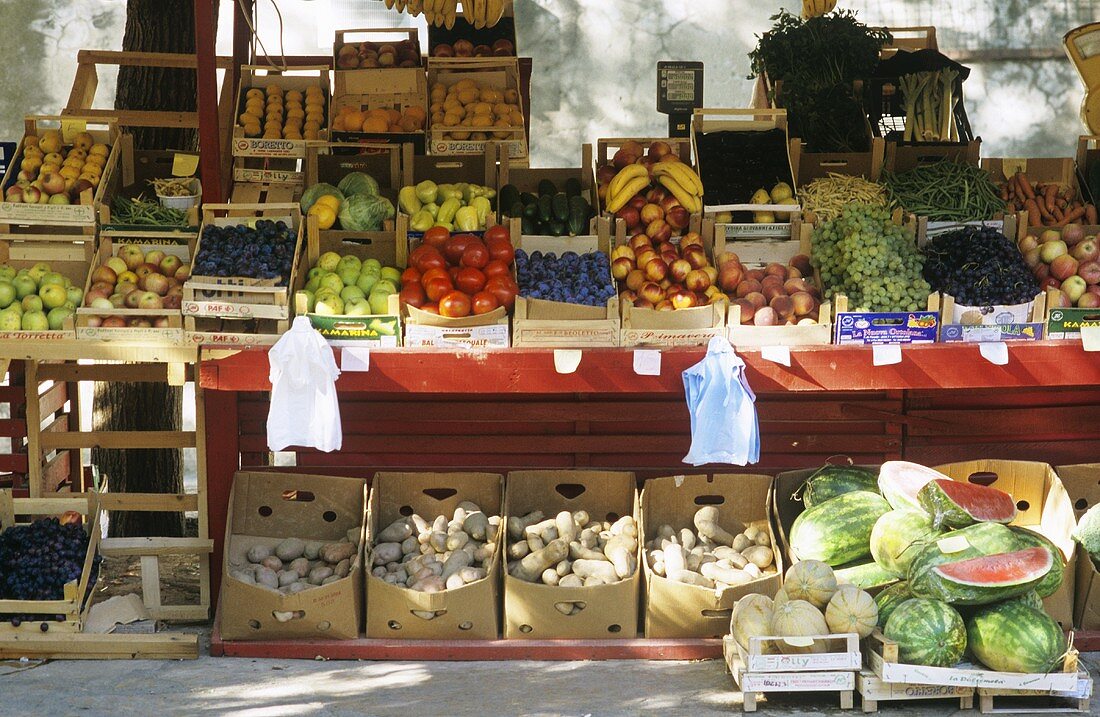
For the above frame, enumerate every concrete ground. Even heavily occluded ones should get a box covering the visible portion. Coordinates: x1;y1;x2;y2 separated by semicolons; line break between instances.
1;629;1098;717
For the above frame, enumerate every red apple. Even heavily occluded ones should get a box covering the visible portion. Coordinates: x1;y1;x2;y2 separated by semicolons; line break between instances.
789;254;813;276
1050;254;1079;281
1018;234;1039;252
680;232;704;249
640;203;663;225
629;233;651;252
646;219;672;244
616;206;640;229
645;258;668;282
791;291;816;316
611;257;635;281
718;264;743;292
1078;260;1100;284
735;279;762;298
682;246;708;269
1041;277;1062;290
1048;290;1071;308
1062;223;1086;246
770;295;795;321
764;262;788;280
628;196;647;211
745;291;767;309
1024;248;1041;268
669;259;691;283
633;297;654;309
625;269;646;292
91;265;117;285
1072;239;1099;263
655;300;674;311
665;205;690;231
1078;292;1100;309
1039;229;1062;244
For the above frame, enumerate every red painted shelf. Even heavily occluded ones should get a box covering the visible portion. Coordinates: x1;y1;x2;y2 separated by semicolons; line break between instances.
200;342;1100;394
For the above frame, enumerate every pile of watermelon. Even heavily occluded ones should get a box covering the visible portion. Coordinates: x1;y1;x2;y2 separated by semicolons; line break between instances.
788;460;1068;674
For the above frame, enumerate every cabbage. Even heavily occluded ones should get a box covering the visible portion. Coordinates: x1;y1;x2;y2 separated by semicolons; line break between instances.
300;183;343;214
338;194;396;232
337;172;379;198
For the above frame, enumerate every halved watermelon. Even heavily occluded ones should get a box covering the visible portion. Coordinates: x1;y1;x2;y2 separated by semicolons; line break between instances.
918;479;1017;530
878;461;947;511
928;547;1052;605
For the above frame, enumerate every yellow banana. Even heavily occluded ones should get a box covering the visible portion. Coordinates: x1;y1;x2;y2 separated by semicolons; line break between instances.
606;176;650;214
653;162;703;197
473;0;486;29
444;0;457;29
384;0;394;8
408;0;422;16
659;175;700;213
486;0;504;26
607;163;647;199
395;0;406;10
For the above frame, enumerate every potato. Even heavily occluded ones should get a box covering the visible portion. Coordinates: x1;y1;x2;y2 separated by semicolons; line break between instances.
373;542;402;565
322;541;356;564
334;558;351;578
429;531;448;553
401;535;420;555
410;575;445;592
741;545;774;569
555;511;578;544
731;534;752;552
604;535;637;579
693;507;741;547
572;559;618;583
246;544;272;563
527;534;545;552
260;555;283;571
511;538;569;582
555;559;572;576
255;566;278;589
541;568;560;586
507;511;544;540
460;502;489;540
308;566;334;585
508;540;530;559
700;562;752;586
277;570;299;586
371;566;387;578
377;518;413;543
569;542;606;562
754;532;772;547
287;557;311;577
230;569;256;584
346;528;360;545
441;550;472;580
287;581;310;594
321;575;342;586
304;541;324;560
674;569;714;588
558;574;583;588
275;538;306;561
445;531;469;551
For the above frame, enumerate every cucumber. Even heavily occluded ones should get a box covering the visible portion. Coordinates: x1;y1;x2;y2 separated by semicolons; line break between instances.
564;177;582;199
538;194;554;223
568;196;590;235
552;192;570;223
548;219;567;236
508;201;526;219
523;201;539;220
498;184;520;214
521;216;537;235
537;179;558;197
520;192;539;207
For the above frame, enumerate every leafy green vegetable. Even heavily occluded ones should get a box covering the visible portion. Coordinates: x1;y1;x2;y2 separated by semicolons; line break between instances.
337;172;379;198
338;194;395;232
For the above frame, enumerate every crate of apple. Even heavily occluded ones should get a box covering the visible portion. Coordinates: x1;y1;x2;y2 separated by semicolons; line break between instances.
0;262;82;333
717;252;823;326
401;224;518;318
612;231;723;311
81;246;190;328
595;140;694;235
1019;224;1100;309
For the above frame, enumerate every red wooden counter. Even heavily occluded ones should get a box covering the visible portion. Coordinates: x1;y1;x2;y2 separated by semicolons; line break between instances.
199;342;1100;658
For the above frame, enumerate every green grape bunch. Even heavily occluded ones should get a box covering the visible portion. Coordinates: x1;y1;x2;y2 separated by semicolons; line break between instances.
811;203;931;312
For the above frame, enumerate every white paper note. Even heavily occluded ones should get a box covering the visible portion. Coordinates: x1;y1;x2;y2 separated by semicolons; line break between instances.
760;345;791;367
978;341;1009;366
553;349;582;374
872;343;902;366
1082;325;1100;352
633;349;661;376
341;347;370;372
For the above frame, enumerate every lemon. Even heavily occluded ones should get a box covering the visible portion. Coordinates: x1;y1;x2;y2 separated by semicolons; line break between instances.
309;203;337;230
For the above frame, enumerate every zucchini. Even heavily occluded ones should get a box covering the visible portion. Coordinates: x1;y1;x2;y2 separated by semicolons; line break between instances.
552;192;569;223
507;201;525;218
523;201;539;220
537;179;558;197
567;196;590;236
520;192;539;207
564;177;582;199
521;216;537;235
538;194;554;223
548;219;567;236
498;184;520;214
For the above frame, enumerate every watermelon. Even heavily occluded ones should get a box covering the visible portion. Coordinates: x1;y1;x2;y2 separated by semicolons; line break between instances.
789;491;891;566
874;581;913;628
967;600;1067;673
918;479;1017;530
878;461;947;510
924;547;1052;606
1008;527;1064;599
884;598;967;667
801;465;879;509
1001;590;1044;610
834;561;899;590
870;509;942;576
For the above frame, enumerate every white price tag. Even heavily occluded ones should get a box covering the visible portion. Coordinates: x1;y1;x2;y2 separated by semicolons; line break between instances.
553;349;582;374
872;343;902;366
633;349;661;376
760;345;791;366
1082;325;1100;352
978;341;1009;365
341;347;370;372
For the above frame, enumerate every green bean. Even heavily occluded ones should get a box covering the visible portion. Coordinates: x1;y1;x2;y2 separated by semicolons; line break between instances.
883;161;1004;222
111;195;189;226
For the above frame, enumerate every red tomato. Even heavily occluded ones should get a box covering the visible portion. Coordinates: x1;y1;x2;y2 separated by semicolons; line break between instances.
408;244;430;265
483;225;510;245
484;259;510;278
461;241;489;269
438;290;472;318
424;276;454;302
443;234;474;265
448;266;461;281
421;267;449;286
414;247;446;273
485;276;518;312
455;267;487;294
422;226;450;250
471;290;500;315
420;302;440;314
399;283;427;309
486;238;515;265
400;267;422;285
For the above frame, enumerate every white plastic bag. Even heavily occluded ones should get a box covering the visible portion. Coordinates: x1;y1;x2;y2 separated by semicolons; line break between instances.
267;316;342;452
681;336;760;466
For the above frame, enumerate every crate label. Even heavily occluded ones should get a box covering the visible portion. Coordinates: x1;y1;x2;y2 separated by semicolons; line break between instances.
940;322;1044;342
0;330;74;341
740;671;855;692
621;328;723;348
186;331;280;346
0;201;95;224
873;653;1080;691
721;222;793;239
951;299;1033;325
172;153;200;177
925;219;1004;239
835;312;939;345
432;139;526;158
233;137;307;158
232;166;304;185
307;313;400;345
747;650;861;672
1047;308;1100;339
77;327;184;344
404;322;509;349
512;324;619;348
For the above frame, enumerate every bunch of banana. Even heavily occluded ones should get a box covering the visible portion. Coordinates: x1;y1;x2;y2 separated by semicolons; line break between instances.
801;0;836;19
415;0;460;28
652;160;704;213
604;164;650;214
467;0;508;28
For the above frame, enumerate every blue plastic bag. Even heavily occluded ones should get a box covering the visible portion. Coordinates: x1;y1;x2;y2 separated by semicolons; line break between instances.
681;336;760;466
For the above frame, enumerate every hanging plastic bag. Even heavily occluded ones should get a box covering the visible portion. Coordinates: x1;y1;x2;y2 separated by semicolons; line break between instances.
681;336;760;466
267;316;342;452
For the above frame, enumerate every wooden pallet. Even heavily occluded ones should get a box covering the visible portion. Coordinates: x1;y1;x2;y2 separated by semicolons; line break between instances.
857;669;974;713
723;634;858;713
977;670;1092;714
0;631;199;659
0;361;29;491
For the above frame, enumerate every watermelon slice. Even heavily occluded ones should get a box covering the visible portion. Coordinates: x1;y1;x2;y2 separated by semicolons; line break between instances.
933;547;1052;588
878;461;947;511
918;478;1017;530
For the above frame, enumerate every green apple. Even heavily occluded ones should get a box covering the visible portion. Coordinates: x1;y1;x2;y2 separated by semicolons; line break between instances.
337;255;362;275
380;266;402;284
363;258;382;272
344;296;371;316
337;268;359;287
39;283;67;309
360;263;381;277
27;262;51;283
66;286;84;306
21;310;49;331
0;310;20;331
317;251;341;272
314;294;344;316
307;267;326;282
39;272;65;287
0;282;15;309
301;289;316;312
21;295;43;313
340;285;365;303
355;272;378;294
0;265;15;282
5;302;22;318
373;279;398;296
47;306;73;330
305;276;321;293
319;273;344;295
12;275;37;299
368;290;391;314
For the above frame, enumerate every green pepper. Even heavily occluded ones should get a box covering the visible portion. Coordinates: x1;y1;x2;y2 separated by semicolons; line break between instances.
398;186;421;216
410;209;435;232
470;196;491;227
436;197;462;224
454;206;479;232
415;180;438;205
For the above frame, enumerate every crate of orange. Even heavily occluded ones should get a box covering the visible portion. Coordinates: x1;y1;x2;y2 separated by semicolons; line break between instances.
401;223;517;348
330;68;428;154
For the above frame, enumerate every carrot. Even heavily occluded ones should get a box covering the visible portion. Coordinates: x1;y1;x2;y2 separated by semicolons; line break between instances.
1001;178;1011;201
1087;204;1098;225
1044;184;1058;213
1056;205;1086;226
1052;205;1065;223
1025;199;1043;228
1017;173;1036;201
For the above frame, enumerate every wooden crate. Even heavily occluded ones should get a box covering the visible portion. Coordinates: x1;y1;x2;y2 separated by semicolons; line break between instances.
0;491;103;633
593;137;692;216
879;27;938;59
231;65;330;159
977;670;1091;714
182;203;303;322
0;362;29;492
184;315;288;346
75;236;192;345
426;1;517;57
723;633;858;713
333;27;422;70
856;669;974;712
0;239;93;343
229;181;301;205
0;115;121;238
426;57;526;159
97;137;200;239
331;61;427;154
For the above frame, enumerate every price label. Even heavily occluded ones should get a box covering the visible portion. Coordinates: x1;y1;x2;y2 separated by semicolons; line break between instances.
60;119;87;143
172;153;200;177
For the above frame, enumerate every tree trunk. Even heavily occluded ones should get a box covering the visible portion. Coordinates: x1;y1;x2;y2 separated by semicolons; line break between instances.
95;0;201;538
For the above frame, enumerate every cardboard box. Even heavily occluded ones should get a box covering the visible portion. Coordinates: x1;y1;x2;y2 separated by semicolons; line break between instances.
1055;463;1100;629
331;66;428;154
426;58;526;159
503;469;639;639
833;294;940;345
365;471;503;639
0;239;91;342
1047;306;1100;341
934;292;1046;343
220;471;366;640
232;66;330;159
883;139;981;175
641;473;781;638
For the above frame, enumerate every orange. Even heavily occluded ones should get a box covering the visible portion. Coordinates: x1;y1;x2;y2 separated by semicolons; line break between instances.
384;108;401;124
332;115;347;132
405;105;426;123
400;115;423;132
343;109;365;131
388;123;403;132
361;116;389;132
